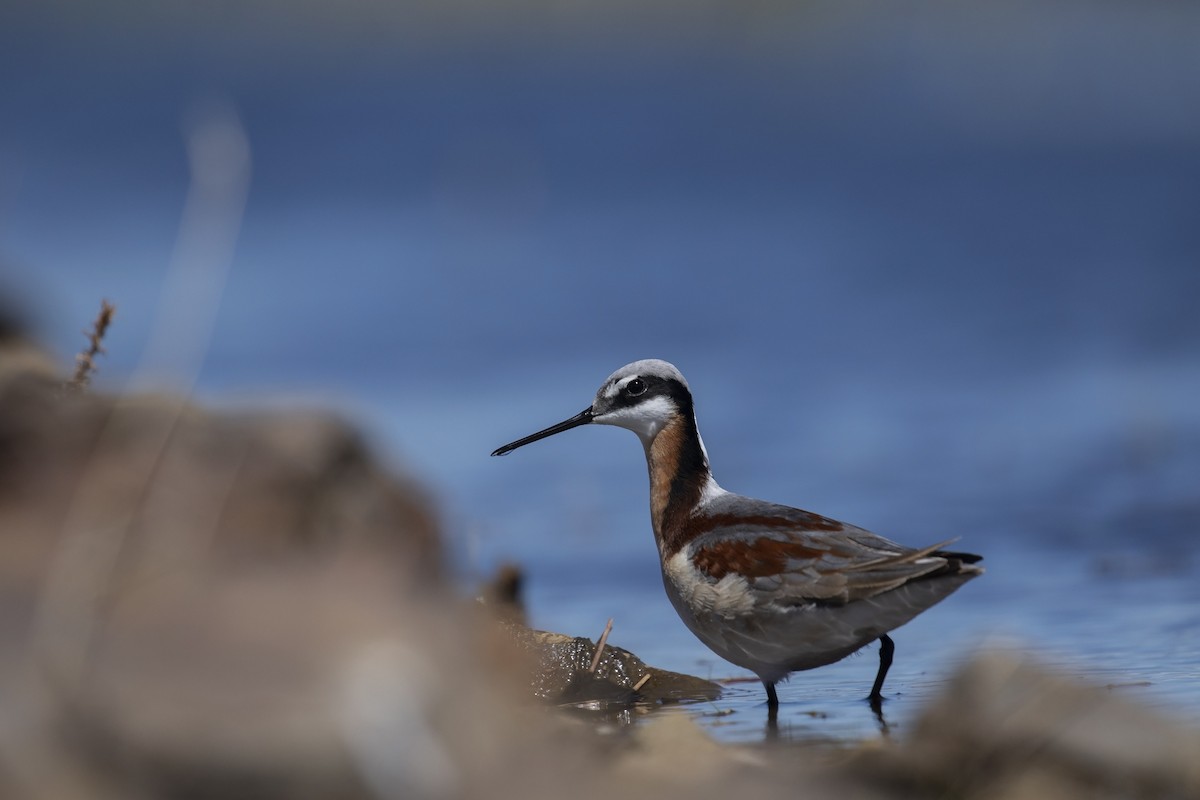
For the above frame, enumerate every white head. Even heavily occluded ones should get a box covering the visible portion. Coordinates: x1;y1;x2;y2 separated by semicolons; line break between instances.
491;359;694;455
588;359;691;444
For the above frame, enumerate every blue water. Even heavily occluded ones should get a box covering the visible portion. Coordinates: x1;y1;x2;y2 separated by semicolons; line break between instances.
3;2;1199;742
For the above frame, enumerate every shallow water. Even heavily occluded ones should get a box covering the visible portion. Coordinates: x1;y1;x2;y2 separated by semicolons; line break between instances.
523;534;1200;743
5;1;1200;746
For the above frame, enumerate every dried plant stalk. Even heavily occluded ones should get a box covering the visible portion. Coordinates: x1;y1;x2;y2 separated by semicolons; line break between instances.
67;300;115;393
589;618;614;673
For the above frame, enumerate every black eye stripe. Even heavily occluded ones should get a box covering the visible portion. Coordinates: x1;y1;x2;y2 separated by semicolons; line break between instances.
626;378;647;396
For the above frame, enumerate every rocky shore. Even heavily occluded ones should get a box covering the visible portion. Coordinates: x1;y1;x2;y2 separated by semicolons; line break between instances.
1;321;1196;800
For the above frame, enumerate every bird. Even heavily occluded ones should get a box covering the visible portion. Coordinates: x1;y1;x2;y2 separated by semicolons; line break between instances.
491;359;983;712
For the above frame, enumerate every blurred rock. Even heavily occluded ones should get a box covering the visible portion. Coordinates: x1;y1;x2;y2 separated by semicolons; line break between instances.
857;650;1200;800
0;382;441;573
477;562;527;626
0;309;58;384
0;355;468;799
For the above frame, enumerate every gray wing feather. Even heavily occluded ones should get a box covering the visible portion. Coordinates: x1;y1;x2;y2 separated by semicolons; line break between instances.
689;497;969;607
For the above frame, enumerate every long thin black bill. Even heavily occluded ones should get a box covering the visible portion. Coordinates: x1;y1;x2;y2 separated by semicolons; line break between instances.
491;408;594;456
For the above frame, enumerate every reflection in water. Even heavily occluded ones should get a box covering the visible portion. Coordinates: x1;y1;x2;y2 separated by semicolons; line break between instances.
763;692;891;744
871;697;891;739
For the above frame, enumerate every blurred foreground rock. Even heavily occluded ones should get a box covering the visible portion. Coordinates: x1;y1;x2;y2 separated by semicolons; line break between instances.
860;650;1200;800
0;348;469;798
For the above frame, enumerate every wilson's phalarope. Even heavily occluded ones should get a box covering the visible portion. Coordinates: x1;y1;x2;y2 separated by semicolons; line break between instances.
492;359;983;711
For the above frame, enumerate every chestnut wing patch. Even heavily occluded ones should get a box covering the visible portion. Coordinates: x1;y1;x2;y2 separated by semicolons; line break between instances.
688;517;957;606
691;535;831;581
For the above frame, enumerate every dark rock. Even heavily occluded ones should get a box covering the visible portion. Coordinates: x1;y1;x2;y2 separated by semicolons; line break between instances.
500;622;722;708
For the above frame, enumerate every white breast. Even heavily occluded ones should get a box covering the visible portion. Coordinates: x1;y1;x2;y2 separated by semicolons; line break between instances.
662;548;757;618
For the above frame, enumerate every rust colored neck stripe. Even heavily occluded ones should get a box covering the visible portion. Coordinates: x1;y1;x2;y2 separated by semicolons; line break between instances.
648;411;710;556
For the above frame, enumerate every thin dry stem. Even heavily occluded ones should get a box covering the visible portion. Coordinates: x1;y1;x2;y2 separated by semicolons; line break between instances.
589;618;614;673
66;300;116;393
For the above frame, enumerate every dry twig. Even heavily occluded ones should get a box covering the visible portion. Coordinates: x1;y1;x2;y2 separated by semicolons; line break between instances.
66;300;116;393
588;618;614;673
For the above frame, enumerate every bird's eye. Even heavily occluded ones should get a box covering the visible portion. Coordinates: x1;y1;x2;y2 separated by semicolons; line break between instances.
626;378;647;396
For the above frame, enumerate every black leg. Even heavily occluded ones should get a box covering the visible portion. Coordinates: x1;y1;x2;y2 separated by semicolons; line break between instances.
763;680;779;708
763;680;779;734
869;634;895;703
